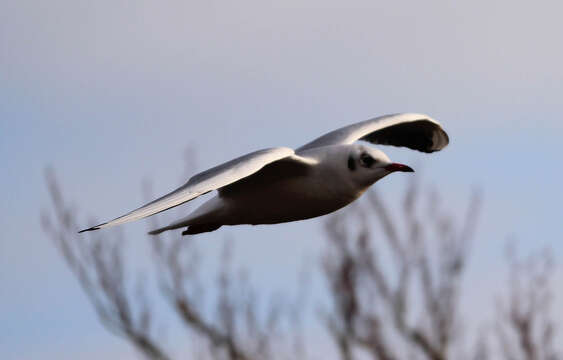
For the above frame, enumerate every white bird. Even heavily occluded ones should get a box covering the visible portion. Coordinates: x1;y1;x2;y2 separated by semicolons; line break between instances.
79;113;449;235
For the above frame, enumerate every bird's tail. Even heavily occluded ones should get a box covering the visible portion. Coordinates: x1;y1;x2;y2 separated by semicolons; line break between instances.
147;214;193;235
147;225;173;235
148;196;224;236
148;222;222;236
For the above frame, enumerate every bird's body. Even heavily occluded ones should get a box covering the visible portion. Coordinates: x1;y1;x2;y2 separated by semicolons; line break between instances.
79;113;449;236
155;145;365;234
222;145;363;225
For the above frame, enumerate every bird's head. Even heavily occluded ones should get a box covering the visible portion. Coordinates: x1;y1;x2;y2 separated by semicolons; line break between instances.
346;145;414;187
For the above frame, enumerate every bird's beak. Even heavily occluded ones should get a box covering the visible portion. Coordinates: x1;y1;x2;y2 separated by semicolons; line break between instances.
385;163;414;173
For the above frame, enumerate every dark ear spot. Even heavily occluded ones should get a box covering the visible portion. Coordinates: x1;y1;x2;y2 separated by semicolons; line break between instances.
347;155;356;171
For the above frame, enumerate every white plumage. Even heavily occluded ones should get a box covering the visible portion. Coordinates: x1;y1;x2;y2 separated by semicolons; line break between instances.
79;113;449;235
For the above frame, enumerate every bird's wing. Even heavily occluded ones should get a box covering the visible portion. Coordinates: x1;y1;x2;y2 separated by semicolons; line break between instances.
297;113;449;153
79;147;316;233
219;153;317;196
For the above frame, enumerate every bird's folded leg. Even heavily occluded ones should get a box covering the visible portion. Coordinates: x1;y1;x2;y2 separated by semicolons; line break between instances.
182;224;221;236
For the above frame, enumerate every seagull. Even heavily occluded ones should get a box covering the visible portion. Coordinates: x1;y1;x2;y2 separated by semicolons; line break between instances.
79;113;449;235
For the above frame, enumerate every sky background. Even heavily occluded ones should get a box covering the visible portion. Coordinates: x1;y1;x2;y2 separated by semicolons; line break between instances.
1;0;563;358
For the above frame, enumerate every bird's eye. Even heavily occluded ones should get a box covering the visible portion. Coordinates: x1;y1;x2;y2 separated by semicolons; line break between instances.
359;153;375;167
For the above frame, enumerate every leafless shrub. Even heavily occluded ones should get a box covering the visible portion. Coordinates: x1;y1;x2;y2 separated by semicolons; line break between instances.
43;162;560;360
42;168;170;360
322;180;482;360
496;247;560;360
42;167;305;360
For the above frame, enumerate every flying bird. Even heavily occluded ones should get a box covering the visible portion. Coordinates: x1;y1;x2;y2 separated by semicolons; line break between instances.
79;113;449;235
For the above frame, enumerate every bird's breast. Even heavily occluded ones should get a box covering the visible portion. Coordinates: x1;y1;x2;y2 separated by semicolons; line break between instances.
221;172;361;225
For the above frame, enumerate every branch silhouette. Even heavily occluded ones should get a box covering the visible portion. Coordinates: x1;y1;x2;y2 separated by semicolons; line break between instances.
43;166;304;360
322;180;482;360
42;164;559;359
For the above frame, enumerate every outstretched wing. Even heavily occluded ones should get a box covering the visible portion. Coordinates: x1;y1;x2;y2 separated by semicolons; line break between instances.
297;113;449;153
219;153;317;196
79;147;315;233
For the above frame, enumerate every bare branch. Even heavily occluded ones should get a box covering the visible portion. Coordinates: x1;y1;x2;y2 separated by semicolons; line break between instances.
42;169;171;360
323;180;482;360
496;247;560;360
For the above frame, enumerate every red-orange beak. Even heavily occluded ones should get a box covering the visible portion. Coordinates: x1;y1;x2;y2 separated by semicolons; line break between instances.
384;163;414;173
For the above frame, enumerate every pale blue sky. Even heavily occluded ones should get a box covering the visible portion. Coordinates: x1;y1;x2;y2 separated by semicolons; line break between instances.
1;0;563;358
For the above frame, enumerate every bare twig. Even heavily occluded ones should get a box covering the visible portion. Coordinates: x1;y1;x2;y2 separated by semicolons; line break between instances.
323;180;482;360
42;169;171;360
496;247;559;360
